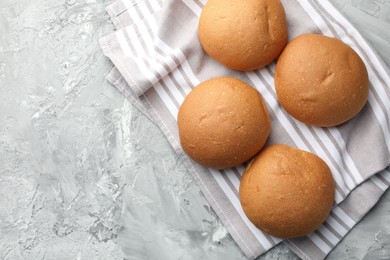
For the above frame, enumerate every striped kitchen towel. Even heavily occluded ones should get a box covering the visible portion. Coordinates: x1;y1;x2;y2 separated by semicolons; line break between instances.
99;0;390;259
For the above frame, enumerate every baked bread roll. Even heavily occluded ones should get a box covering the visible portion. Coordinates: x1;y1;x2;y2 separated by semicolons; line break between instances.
178;77;271;169
239;144;335;238
275;34;369;127
198;0;288;71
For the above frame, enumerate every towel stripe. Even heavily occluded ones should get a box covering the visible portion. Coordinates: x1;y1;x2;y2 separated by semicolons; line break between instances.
308;233;332;253
371;176;387;191
181;0;202;16
326;215;348;236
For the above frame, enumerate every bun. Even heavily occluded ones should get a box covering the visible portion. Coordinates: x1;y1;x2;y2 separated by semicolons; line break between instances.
239;144;335;238
178;77;271;169
275;34;369;127
198;0;288;71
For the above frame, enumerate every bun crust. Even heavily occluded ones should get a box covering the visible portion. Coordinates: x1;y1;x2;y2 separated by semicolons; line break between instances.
198;0;288;71
178;77;271;169
275;34;369;127
239;144;335;238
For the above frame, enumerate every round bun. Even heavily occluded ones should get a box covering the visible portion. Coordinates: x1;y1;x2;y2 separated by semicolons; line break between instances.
178;77;271;169
275;34;369;127
239;144;335;238
198;0;288;71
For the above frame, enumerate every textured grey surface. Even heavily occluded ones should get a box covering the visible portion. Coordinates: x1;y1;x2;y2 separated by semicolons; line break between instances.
0;0;389;259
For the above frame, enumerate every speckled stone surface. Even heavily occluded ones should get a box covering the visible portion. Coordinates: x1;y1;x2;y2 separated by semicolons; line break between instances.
0;0;389;259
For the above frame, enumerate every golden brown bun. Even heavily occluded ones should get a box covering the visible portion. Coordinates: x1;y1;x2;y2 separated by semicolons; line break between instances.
198;0;288;71
275;34;369;127
178;77;271;169
239;144;335;238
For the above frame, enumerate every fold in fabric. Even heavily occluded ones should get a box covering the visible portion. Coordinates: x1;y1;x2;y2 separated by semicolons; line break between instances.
100;0;390;259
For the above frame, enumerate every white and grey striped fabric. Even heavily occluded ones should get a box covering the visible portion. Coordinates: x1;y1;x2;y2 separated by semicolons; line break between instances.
99;0;390;259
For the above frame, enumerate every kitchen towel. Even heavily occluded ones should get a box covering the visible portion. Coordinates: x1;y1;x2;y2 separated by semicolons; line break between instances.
99;0;390;259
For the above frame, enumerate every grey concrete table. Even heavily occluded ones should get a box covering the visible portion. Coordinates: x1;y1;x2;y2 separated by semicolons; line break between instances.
0;0;389;259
